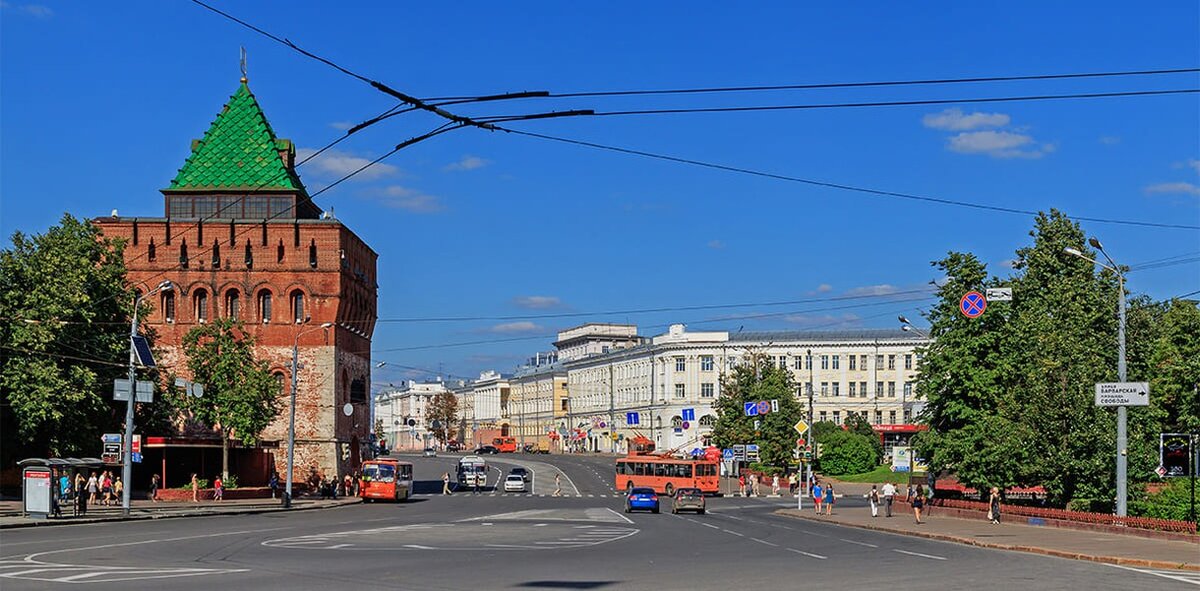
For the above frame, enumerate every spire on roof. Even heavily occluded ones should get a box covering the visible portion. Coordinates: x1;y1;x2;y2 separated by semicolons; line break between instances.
239;46;248;84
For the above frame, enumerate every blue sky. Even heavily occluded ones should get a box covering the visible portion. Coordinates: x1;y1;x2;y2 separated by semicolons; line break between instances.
3;2;1198;387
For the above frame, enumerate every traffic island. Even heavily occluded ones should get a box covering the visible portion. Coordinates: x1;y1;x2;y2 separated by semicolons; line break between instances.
0;496;361;529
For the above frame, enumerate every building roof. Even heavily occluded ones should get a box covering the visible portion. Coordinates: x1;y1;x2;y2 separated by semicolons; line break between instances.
166;83;306;193
729;328;927;343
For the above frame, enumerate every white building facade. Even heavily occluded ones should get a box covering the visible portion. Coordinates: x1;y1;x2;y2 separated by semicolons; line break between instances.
373;379;453;451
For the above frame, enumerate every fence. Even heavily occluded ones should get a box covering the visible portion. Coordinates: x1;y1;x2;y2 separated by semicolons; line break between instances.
929;497;1196;535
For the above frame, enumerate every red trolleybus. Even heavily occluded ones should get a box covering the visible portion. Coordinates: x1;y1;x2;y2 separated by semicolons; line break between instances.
615;455;719;496
359;457;413;502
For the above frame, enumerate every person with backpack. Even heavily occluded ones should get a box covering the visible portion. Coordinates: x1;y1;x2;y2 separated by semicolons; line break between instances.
868;485;881;517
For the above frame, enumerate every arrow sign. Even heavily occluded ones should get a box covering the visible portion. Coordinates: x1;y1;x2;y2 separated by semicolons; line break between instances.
793;420;809;435
744;402;759;416
681;408;695;422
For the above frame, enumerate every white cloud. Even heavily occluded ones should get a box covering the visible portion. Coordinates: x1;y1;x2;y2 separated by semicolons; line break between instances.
295;147;399;180
816;283;833;293
443;155;490;172
512;296;563;309
1144;182;1200;197
373;185;445;213
843;284;898;297
487;321;545;334
1176;159;1200;175
947;131;1051;159
329;121;354;131
922;108;1010;131
1;2;53;17
707;240;725;249
1099;136;1121;146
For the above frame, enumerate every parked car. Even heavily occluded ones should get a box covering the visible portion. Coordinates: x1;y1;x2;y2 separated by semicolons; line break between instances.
445;441;463;452
625;487;660;514
671;487;706;514
474;445;500;455
509;467;530;482
503;474;527;493
423;447;437;457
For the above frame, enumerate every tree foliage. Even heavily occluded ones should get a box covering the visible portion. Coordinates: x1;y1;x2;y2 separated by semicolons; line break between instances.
818;430;878;476
0;214;148;462
427;391;458;445
711;352;804;467
915;210;1199;509
181;319;280;479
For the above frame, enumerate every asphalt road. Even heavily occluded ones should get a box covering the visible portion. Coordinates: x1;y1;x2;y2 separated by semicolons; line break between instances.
1;453;1195;590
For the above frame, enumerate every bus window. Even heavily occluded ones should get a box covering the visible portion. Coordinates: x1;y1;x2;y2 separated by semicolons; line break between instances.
364;463;395;482
400;465;413;480
654;464;666;477
634;463;645;476
678;464;692;478
615;462;626;475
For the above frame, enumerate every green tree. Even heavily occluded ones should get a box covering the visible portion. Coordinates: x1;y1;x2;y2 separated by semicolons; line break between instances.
427;391;458;445
711;352;804;467
0;214;140;462
818;430;877;476
181;318;280;480
1146;299;1200;433
843;413;883;460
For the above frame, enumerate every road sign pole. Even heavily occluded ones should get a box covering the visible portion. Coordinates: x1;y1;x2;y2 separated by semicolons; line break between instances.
1116;273;1127;517
120;298;140;516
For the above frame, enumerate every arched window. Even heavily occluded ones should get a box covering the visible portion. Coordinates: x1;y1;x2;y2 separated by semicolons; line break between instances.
273;371;286;395
671;416;683;428
258;290;272;324
193;289;208;323
225;289;240;320
162;292;175;323
291;290;305;324
698;414;716;427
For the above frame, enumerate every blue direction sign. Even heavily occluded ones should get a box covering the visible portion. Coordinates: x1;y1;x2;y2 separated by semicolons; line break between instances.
744;402;759;416
625;412;640;425
681;408;695;422
960;291;987;318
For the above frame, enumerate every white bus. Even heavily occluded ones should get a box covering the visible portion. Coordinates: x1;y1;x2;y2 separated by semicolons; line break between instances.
457;456;488;488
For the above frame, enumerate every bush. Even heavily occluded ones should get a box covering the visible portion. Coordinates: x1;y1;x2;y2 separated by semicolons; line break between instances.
177;478;209;490
818;431;879;476
1131;479;1197;521
749;463;783;476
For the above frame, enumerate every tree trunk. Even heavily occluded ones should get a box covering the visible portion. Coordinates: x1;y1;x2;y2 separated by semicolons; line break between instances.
221;430;230;482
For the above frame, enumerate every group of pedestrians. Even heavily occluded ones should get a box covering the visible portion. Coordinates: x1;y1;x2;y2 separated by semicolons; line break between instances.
811;481;836;514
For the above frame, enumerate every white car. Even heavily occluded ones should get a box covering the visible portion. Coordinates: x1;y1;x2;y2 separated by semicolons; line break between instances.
503;474;526;493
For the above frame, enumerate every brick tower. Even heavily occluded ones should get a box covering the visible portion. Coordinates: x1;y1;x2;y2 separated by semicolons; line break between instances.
93;78;377;488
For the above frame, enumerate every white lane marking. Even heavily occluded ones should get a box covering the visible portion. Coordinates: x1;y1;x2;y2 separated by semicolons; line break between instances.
893;549;946;561
751;538;779;547
721;514;744;521
533;523;548;527
403;544;435;550
25;526;293;562
702;523;720;529
605;508;635;524
839;538;879;548
722;529;745;537
786;548;827;560
1106;564;1200;586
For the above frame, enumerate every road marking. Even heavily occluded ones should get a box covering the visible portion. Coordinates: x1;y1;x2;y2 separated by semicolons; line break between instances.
605;508;635;524
533;523;548;527
839;538;878;548
701;523;720;529
403;544;435;550
786;548;827;560
722;529;745;537
1107;564;1200;586
721;514;744;521
751;538;779;547
25;526;294;562
892;549;946;561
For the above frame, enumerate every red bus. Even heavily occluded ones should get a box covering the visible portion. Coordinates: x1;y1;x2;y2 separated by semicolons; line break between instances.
492;436;518;453
359;458;413;502
615;455;719;496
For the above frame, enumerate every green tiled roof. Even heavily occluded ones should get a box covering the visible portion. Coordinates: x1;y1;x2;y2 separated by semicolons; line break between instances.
167;83;304;192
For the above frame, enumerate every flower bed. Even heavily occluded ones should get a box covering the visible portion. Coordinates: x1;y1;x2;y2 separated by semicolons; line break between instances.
930;497;1196;535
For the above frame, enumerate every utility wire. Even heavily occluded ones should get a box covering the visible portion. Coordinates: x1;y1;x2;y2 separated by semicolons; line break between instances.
493;126;1200;231
425;67;1200;101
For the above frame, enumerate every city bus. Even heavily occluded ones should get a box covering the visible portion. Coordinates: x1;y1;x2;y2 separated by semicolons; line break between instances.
457;455;488;488
615;455;720;496
359;457;414;502
492;436;518;453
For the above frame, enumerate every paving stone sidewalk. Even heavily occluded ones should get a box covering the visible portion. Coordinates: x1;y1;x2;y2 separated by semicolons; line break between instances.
0;496;359;529
776;505;1200;571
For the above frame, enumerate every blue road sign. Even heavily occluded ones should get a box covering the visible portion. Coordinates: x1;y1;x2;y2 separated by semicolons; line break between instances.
626;412;640;425
756;400;771;415
722;449;734;459
960;291;987;318
131;452;143;463
681;408;695;422
744;402;759;416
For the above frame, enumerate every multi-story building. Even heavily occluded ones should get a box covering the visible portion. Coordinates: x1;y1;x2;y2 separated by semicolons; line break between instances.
508;360;568;451
374;380;453;451
520;324;929;455
92;76;377;487
553;323;644;361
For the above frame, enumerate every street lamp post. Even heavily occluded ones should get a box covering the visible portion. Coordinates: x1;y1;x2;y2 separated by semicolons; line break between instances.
284;321;332;508
1065;238;1128;517
806;348;815;497
122;280;173;516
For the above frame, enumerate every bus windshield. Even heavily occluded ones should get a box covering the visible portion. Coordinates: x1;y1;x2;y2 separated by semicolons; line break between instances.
363;463;395;482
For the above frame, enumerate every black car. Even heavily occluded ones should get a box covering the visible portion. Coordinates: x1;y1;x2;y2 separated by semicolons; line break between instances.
474;445;499;454
509;467;530;482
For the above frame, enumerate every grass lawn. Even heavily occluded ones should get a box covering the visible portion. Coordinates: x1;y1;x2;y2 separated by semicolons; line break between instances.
829;465;926;483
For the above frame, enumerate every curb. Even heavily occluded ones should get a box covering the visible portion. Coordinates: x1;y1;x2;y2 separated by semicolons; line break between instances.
775;510;1200;573
0;498;361;530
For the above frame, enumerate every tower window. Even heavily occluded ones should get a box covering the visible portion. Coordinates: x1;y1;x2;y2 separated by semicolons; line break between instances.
162;292;175;323
225;289;240;320
291;290;305;324
258;290;273;324
194;289;209;324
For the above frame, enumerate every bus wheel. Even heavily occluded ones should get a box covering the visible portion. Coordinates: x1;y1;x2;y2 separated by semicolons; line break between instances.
664;483;674;497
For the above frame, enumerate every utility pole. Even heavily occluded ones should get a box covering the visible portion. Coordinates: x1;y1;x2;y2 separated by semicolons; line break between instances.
609;364;616;453
123;280;172;516
807;348;815;496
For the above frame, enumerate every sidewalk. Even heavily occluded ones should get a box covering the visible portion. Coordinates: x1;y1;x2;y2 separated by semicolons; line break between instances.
0;496;360;529
776;505;1200;571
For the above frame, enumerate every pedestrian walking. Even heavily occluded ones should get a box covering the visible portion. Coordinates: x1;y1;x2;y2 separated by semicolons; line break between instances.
75;473;87;516
269;472;279;499
442;472;452;495
823;482;835;515
213;475;223;501
343;474;353;497
100;472;113;506
113;477;123;505
988;486;1002;524
868;485;880;517
738;474;746;497
554;473;562;497
882;481;896;517
751;474;761;497
771;474;781;496
812;481;824;514
86;472;98;506
788;472;798;495
149;474;160;502
191;473;199;502
912;484;926;524
59;473;71;502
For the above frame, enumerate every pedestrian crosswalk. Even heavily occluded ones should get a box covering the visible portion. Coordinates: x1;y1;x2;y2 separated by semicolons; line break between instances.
1108;564;1200;587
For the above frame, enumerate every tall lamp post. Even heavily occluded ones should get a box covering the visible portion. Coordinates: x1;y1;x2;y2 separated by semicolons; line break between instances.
284;321;332;508
122;280;173;516
1065;238;1128;516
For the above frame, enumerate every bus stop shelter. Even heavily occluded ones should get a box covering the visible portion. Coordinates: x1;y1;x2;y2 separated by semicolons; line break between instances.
17;457;105;518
